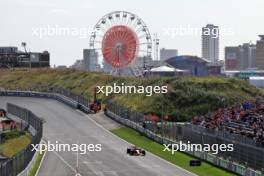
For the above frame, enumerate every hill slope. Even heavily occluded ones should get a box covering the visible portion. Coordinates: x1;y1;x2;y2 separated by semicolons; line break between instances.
0;68;262;121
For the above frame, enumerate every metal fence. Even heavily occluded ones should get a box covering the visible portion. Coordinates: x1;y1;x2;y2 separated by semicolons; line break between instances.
105;101;264;176
0;85;89;107
0;103;43;176
178;124;264;171
0;89;90;113
37;86;89;108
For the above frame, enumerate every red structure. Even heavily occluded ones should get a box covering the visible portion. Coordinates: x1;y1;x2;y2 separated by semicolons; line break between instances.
102;25;139;68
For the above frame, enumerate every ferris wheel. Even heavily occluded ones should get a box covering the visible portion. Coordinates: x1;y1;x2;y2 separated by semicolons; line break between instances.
89;11;152;76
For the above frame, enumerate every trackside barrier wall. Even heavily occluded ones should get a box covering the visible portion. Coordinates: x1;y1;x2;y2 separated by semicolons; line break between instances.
0;90;90;113
180;124;264;171
105;102;264;176
0;103;43;176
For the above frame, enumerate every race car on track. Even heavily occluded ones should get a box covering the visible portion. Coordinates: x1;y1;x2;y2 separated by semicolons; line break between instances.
127;146;146;156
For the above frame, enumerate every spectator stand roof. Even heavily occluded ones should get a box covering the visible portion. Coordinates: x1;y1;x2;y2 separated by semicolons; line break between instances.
149;65;189;73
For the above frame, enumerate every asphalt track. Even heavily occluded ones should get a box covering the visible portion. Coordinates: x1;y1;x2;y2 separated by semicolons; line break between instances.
0;97;196;176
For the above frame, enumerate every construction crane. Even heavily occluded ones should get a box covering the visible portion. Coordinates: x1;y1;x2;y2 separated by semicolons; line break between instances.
21;42;31;69
21;42;27;53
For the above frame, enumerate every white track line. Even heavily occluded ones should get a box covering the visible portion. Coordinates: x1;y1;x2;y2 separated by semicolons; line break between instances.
42;139;79;175
82;112;197;176
35;140;48;176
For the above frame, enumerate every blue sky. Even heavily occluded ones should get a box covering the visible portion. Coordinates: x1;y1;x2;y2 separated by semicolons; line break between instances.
1;0;264;66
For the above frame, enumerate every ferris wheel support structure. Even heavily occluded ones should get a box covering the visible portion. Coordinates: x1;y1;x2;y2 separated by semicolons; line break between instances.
89;11;153;76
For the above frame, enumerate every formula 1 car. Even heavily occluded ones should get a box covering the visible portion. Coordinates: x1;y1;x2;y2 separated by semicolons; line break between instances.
127;146;146;156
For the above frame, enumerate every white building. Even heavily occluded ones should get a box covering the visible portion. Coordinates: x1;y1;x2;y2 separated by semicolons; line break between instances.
202;24;219;64
83;49;100;72
249;77;264;88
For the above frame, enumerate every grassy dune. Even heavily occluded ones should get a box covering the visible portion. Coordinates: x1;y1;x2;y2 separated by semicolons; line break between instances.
0;68;262;121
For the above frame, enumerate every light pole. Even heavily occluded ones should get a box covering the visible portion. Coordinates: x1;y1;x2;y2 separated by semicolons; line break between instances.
161;102;164;138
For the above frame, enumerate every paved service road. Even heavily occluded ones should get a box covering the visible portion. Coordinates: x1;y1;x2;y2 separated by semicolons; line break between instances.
0;97;196;176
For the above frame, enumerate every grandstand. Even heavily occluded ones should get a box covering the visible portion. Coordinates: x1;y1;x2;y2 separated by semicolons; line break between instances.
191;98;264;170
192;98;264;146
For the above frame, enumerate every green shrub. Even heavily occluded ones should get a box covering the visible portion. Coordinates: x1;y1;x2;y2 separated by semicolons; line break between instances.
1;131;25;141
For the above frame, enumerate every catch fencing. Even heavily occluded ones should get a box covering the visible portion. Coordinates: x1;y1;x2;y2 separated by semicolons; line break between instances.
105;101;264;176
179;124;264;171
0;88;90;113
36;86;89;108
0;103;43;176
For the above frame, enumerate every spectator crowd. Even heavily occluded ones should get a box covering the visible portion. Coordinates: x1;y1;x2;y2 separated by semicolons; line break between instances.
192;98;264;146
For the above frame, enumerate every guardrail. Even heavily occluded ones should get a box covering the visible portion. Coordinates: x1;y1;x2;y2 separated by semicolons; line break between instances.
105;101;264;176
0;103;43;176
0;90;90;113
